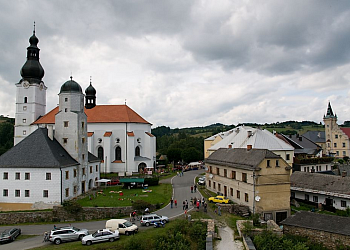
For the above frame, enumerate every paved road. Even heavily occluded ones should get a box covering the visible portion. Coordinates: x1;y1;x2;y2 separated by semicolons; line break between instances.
0;169;205;250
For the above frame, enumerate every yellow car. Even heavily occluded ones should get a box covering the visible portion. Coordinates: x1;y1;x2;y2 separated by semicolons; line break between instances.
208;196;229;204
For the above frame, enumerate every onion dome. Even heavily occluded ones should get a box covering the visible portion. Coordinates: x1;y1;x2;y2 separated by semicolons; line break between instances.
85;82;96;96
60;77;82;94
20;24;45;83
85;78;96;109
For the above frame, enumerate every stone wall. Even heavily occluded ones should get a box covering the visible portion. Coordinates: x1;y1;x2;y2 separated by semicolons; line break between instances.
283;225;350;249
217;203;250;217
0;206;135;225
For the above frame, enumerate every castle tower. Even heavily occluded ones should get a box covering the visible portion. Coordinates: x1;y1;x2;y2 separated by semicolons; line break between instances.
323;102;337;156
14;24;47;145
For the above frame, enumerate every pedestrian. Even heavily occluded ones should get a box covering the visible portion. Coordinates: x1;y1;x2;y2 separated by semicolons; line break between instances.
177;171;179;176
191;186;193;193
183;200;186;210
218;206;221;216
194;184;197;192
174;199;177;208
170;198;173;209
196;200;200;211
184;209;188;218
54;225;57;229
204;202;207;213
185;199;188;210
202;197;205;205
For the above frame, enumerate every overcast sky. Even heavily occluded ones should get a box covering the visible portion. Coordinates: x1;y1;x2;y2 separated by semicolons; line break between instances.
1;0;350;128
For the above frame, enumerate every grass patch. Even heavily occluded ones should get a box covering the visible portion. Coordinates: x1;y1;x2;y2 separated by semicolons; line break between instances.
77;183;172;208
188;210;211;220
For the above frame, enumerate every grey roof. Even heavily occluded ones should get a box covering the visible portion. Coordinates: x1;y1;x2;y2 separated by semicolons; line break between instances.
0;128;78;168
209;126;294;151
88;152;100;163
302;131;325;144
281;211;350;236
291;171;350;195
281;134;321;154
205;148;280;170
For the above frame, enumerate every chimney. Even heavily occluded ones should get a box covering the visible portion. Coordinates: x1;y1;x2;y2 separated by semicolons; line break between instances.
247;131;253;137
247;145;252;151
48;125;54;140
342;171;347;177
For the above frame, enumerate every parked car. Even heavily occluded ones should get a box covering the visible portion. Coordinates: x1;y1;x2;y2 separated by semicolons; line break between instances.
208;195;230;204
0;228;21;243
105;219;138;236
197;176;206;185
82;229;119;246
107;179;120;186
49;226;89;245
140;214;169;227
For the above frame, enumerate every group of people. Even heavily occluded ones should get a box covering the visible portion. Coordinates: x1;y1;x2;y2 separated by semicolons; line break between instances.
191;197;207;212
176;170;184;177
170;198;178;208
190;184;197;193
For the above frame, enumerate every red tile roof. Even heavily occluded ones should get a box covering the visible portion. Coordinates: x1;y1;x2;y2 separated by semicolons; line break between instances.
87;132;94;137
340;128;350;138
104;132;112;137
145;132;155;137
127;132;135;137
33;105;150;125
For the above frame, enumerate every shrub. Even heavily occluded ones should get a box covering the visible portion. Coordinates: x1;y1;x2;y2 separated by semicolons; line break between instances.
62;199;83;214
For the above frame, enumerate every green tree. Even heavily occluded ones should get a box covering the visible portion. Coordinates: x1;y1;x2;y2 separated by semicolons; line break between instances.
181;147;200;163
167;148;183;163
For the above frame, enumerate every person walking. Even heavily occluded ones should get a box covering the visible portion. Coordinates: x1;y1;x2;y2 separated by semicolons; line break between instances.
183;200;186;210
194;184;197;193
204;202;207;213
174;199;177;208
185;199;188;210
170;198;174;209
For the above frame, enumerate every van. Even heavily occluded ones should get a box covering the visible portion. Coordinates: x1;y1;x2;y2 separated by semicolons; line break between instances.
105;219;138;236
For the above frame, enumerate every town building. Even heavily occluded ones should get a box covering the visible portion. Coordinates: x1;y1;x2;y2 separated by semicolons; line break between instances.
324;102;350;158
205;147;291;223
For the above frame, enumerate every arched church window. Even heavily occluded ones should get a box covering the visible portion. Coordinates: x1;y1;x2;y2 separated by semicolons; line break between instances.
135;146;140;157
24;97;28;103
98;147;104;161
115;146;122;161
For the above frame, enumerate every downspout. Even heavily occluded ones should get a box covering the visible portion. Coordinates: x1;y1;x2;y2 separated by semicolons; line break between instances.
125;123;127;173
60;167;63;205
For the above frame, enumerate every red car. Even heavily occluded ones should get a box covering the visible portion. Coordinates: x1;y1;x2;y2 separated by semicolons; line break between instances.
107;180;120;186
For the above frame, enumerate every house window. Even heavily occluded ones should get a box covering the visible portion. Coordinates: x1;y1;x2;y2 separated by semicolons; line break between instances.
216;167;220;175
209;166;212;174
327;143;330;147
213;182;216;189
286;154;290;161
224;169;227;177
82;168;86;175
335;134;338;139
46;173;51;180
343;151;346;156
305;194;309;201
96;165;98;172
64;121;69;127
65;97;68;102
334;143;337;148
208;180;211;188
232;171;236;179
82;122;85;129
25;190;30;197
63;138;68;144
74;169;77;178
3;172;8;180
25;173;30;180
90;166;93;173
291;192;295;198
65;108;67;112
230;188;233;196
343;143;346;148
115;146;122;161
23;130;26;135
74;186;78;194
245;193;249;202
15;172;20;180
65;171;69;180
82;154;85;160
65;188;69;197
218;183;221;192
98;146;104;160
276;160;279;167
3;189;8;197
336;151;339;156
313;196;318;202
82;138;85;144
341;200;347;207
135;146;141;156
267;160;271;167
43;190;48;198
24;97;28;103
23;119;26;123
237;190;240;199
242;173;247;183
15;190;20;197
23;106;27;111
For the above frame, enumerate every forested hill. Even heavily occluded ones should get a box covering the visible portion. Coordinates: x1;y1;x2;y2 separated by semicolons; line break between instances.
0;116;14;156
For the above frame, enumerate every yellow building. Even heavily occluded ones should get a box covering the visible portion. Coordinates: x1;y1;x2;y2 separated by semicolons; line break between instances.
205;147;291;223
323;102;350;158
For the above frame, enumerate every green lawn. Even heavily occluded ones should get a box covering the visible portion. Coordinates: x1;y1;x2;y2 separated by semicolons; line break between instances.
77;183;172;208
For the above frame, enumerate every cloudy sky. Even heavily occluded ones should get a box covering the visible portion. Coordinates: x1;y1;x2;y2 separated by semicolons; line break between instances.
1;0;350;128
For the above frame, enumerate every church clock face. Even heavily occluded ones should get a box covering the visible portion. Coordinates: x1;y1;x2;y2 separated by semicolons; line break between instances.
22;80;30;88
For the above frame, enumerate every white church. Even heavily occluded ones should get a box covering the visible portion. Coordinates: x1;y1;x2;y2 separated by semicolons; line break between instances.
0;28;156;211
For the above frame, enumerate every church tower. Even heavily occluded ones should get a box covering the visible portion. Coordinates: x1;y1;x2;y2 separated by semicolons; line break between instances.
85;78;96;109
323;102;337;156
14;24;46;145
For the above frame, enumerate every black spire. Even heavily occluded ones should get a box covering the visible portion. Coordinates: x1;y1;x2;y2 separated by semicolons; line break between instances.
20;23;45;84
325;102;336;118
85;76;96;109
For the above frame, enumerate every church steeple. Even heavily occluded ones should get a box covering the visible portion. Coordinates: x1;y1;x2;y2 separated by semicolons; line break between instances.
20;22;45;84
324;102;336;119
85;77;96;109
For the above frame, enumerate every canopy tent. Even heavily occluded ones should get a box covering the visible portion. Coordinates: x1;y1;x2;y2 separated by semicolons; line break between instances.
119;178;145;183
188;162;201;166
95;179;111;187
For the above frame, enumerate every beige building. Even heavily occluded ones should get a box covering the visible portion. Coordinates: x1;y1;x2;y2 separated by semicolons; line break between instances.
205;147;291;223
323;102;350;158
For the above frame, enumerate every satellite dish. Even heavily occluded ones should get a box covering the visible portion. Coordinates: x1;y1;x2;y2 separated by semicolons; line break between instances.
209;174;213;179
255;196;261;202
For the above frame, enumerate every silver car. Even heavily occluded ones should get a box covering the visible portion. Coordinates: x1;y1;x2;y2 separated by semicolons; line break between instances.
49;226;89;245
82;229;119;246
140;213;169;227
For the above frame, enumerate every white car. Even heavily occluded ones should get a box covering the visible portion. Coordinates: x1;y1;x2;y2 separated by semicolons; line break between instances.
198;176;206;185
81;229;119;246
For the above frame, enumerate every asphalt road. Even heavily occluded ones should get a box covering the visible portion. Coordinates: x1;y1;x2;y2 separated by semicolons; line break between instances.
0;169;205;250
